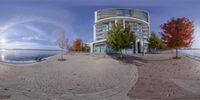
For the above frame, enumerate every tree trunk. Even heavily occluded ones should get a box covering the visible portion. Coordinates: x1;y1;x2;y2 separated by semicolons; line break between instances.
176;48;178;58
120;50;123;58
61;50;63;59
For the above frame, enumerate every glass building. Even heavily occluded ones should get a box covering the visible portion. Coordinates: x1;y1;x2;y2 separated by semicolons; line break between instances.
90;8;150;54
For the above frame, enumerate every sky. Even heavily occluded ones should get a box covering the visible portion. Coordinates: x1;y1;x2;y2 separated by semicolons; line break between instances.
0;0;200;49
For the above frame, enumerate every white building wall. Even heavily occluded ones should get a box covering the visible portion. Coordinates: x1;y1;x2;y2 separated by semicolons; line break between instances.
93;24;96;41
94;11;97;23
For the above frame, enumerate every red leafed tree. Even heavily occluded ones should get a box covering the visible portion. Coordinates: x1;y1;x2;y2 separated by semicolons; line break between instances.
57;32;68;60
160;17;194;58
71;38;83;51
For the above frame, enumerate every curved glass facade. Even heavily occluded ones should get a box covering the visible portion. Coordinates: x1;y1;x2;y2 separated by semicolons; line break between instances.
92;8;150;54
96;9;149;22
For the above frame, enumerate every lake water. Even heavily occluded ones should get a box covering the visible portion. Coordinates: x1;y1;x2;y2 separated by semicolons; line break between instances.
0;49;61;63
180;50;200;56
180;49;200;60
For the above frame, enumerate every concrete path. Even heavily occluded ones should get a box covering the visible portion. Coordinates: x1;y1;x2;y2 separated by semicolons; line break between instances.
128;53;200;99
0;54;138;100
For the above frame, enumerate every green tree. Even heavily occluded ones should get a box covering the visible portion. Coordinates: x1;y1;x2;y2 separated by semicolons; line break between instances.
148;32;163;53
107;23;136;57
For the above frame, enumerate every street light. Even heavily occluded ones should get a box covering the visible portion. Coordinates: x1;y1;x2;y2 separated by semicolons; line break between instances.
138;25;145;56
142;32;145;56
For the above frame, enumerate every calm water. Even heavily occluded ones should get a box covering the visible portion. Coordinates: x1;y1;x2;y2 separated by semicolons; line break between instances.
180;49;200;58
0;49;61;63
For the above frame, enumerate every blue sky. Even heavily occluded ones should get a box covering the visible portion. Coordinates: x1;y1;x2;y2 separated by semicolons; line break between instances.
0;0;200;49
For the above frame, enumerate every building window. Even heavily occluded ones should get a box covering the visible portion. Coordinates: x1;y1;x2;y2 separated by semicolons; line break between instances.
116;10;123;16
133;10;148;22
115;9;131;17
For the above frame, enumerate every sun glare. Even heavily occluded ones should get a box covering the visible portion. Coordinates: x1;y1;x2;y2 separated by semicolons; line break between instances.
0;55;5;61
0;39;6;45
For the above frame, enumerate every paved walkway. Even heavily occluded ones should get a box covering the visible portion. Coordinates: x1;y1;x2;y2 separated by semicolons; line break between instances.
172;79;200;95
128;52;200;99
0;54;138;100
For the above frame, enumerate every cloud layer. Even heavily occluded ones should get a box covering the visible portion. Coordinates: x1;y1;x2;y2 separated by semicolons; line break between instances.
0;4;78;49
0;0;200;49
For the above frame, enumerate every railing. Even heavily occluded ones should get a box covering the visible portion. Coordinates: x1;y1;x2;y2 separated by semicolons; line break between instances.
180;48;200;50
180;49;200;60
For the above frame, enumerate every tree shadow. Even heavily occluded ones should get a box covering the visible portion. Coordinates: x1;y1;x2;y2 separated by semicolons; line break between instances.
146;58;173;62
107;53;148;66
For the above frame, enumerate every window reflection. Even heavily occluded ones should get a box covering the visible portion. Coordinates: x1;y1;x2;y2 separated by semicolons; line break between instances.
97;9;148;22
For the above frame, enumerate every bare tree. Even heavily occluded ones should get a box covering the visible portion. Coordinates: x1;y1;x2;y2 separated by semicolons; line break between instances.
57;32;68;61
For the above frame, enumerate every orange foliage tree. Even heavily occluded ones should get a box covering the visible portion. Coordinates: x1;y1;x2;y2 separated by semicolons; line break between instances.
71;38;83;51
160;17;194;58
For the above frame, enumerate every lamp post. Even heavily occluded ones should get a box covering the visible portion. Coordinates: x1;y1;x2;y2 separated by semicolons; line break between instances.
139;26;145;56
138;24;145;56
142;32;145;56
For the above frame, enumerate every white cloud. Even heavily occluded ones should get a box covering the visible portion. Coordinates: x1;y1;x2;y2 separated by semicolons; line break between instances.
192;22;200;48
24;25;51;41
0;17;36;33
0;41;60;50
0;16;76;41
21;37;35;41
21;36;45;41
0;16;72;35
0;7;80;47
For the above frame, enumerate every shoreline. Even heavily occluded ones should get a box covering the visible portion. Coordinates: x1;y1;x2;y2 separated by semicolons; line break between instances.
0;53;62;66
0;52;102;66
1;51;200;66
0;49;63;65
180;52;200;62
